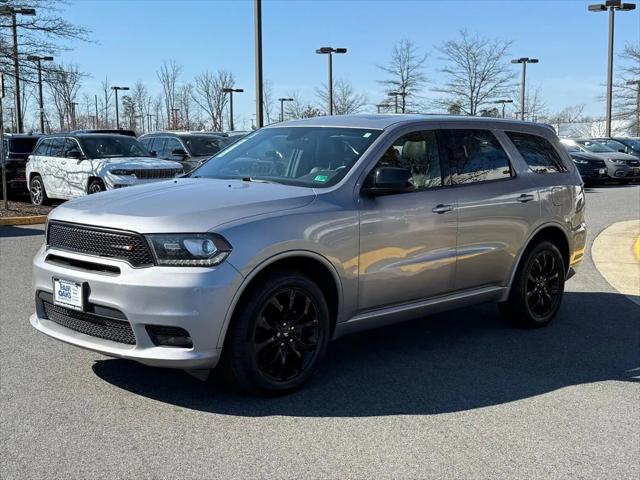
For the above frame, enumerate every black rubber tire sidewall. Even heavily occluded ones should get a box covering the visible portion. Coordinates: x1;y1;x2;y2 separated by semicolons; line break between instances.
221;269;330;395
88;179;105;194
500;240;565;328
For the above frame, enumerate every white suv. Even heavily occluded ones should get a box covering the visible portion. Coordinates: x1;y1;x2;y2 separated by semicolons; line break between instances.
26;134;183;205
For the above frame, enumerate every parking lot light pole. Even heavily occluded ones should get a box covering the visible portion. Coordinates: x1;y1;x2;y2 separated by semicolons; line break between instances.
589;1;636;137
376;103;391;113
627;79;640;136
315;47;347;115
222;88;243;131
71;102;79;130
278;97;293;122
511;57;539;121
388;92;402;113
110;86;129;129
0;6;36;133
27;55;54;134
493;99;514;118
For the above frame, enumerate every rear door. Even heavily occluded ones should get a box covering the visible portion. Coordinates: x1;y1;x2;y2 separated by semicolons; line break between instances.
42;137;68;197
63;138;89;197
438;128;541;291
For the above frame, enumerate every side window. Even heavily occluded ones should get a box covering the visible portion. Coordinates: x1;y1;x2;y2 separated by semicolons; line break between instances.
138;137;151;149
506;131;566;173
164;137;183;155
47;138;65;158
374;130;442;190
63;138;81;157
439;129;512;184
33;139;50;156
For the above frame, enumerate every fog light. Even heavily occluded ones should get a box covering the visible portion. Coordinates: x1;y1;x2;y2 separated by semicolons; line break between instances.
145;325;193;348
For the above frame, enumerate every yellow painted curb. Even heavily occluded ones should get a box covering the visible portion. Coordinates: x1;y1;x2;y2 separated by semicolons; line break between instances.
0;215;47;226
635;236;640;261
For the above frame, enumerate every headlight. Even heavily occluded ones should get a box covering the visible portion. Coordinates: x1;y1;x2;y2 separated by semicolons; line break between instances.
146;233;232;266
110;169;135;176
610;158;625;164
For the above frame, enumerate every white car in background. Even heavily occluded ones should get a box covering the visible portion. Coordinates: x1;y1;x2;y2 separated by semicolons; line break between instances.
26;134;183;205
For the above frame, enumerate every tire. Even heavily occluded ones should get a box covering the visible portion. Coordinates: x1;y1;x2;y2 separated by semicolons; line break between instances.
29;175;49;206
220;269;331;395
499;240;565;328
88;178;106;194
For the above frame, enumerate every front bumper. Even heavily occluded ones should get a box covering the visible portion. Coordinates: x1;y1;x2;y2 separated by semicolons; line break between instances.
31;245;243;368
606;164;640;180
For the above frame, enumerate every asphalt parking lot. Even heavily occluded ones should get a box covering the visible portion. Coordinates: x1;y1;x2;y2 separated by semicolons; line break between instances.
1;185;639;480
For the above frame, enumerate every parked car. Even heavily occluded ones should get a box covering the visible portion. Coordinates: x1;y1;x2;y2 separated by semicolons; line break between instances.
71;129;137;137
0;134;41;195
31;115;586;394
587;137;640;159
560;138;640;184
569;151;608;186
26;133;183;205
138;131;230;173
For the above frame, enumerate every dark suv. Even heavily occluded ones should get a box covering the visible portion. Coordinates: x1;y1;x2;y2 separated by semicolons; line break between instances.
138;132;229;173
1;134;41;195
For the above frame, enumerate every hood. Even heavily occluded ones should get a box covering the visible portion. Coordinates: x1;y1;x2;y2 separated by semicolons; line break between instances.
49;178;316;233
98;157;183;169
587;151;638;161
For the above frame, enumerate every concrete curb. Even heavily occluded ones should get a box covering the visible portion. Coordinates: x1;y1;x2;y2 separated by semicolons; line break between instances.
591;219;640;305
0;215;47;226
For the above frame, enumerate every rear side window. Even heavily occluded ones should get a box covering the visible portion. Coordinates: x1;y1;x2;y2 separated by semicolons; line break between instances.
138;137;152;149
32;139;50;156
507;132;566;173
47;138;65;157
438;129;512;185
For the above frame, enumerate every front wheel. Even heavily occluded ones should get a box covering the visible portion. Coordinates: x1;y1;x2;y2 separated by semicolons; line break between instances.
499;241;565;328
221;270;330;395
88;179;106;194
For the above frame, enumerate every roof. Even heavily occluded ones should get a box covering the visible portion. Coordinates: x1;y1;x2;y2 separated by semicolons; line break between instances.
269;114;554;131
140;131;227;137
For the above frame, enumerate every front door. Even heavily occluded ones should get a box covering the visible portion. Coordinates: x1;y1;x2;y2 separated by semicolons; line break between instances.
358;129;458;311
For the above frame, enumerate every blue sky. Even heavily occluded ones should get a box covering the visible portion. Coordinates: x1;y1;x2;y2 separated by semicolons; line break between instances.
60;0;639;126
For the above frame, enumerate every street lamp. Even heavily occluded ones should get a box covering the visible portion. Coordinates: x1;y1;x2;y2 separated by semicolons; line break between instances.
222;88;243;131
511;57;539;121
376;103;391;113
627;79;640;136
0;6;36;133
493;99;514;118
315;47;347;115
278;97;294;122
27;55;53;133
110;86;129;129
589;1;636;136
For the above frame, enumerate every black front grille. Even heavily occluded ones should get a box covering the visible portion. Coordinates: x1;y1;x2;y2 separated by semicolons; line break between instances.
133;168;181;179
47;222;154;267
626;159;640;167
42;301;136;345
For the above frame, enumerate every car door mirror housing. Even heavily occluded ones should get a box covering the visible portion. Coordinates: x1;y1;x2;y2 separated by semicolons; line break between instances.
172;148;188;157
363;167;415;196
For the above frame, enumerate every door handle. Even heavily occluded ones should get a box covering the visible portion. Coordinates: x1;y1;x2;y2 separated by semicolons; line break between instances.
517;194;535;203
432;204;455;214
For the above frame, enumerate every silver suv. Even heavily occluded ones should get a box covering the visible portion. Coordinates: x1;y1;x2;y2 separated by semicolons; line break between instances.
31;115;587;394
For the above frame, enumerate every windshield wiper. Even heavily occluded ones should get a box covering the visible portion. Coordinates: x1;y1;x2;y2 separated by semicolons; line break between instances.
241;177;274;184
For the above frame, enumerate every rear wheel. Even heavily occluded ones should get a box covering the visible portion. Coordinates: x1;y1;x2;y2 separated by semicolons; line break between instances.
88;179;105;194
499;241;565;328
221;270;330;395
29;175;49;206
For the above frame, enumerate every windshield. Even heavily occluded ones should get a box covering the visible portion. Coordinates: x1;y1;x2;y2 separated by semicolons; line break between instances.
80;136;151;159
8;137;39;154
184;135;227;156
620;138;640;151
577;140;615;153
192;127;382;187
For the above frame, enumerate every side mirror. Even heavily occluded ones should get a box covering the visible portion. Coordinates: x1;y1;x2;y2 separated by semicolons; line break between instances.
363;167;415;196
618;148;626;153
66;150;83;159
172;148;188;157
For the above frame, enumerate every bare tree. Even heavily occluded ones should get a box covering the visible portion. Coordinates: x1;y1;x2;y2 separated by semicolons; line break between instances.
191;70;234;131
614;43;640;135
157;60;182;129
45;63;85;131
263;79;275;125
545;104;586;134
284;90;308;119
99;77;113;128
316;79;367;115
434;30;514;116
513;84;547;121
377;39;427;113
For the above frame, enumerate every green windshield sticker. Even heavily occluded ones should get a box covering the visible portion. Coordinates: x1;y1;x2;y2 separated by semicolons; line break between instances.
314;174;329;182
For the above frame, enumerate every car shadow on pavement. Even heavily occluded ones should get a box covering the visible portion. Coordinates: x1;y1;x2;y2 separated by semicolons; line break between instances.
92;291;640;417
0;225;44;238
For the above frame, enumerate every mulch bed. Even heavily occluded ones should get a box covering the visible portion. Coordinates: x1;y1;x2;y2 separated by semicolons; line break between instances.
0;199;53;218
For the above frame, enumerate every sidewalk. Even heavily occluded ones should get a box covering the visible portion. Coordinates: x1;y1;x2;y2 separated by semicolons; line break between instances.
591;219;640;302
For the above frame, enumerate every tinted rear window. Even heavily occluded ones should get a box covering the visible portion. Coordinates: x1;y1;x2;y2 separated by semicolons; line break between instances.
8;137;39;154
507;132;566;173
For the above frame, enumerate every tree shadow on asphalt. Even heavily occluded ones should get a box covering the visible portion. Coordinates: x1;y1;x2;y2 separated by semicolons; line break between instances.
92;291;640;417
0;225;44;238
